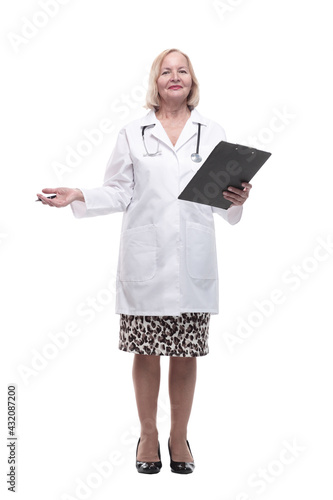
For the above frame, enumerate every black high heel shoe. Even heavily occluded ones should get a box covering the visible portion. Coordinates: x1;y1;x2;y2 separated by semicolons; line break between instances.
168;437;195;474
136;438;162;474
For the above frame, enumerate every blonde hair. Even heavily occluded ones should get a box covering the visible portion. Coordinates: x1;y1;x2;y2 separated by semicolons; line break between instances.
145;48;200;111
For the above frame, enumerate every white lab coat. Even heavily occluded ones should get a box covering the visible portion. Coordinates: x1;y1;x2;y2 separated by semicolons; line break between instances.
70;108;243;315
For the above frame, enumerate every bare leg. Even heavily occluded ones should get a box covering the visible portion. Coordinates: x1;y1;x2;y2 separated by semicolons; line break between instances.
132;353;161;461
168;356;196;461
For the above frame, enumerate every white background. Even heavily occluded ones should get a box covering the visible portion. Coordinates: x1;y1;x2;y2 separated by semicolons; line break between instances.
1;0;332;499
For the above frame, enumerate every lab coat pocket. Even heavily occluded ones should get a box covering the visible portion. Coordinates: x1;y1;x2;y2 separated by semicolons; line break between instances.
119;224;157;282
186;222;218;279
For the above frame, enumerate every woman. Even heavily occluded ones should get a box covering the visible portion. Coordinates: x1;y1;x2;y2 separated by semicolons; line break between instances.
37;48;252;474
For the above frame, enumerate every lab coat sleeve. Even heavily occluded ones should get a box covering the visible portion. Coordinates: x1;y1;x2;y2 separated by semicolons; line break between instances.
70;127;134;218
212;205;243;225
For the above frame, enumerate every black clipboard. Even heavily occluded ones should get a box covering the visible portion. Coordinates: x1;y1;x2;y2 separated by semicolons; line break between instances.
178;140;271;210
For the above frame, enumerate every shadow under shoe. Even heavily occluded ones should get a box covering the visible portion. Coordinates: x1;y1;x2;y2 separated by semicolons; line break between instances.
136;438;162;474
168;437;195;474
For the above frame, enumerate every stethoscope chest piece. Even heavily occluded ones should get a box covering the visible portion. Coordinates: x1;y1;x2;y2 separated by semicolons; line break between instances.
191;153;202;163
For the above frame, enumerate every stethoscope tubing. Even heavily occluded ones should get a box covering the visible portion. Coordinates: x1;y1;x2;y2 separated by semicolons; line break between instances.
142;123;202;162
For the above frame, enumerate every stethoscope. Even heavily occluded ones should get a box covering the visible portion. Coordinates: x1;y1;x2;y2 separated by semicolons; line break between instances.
141;123;202;163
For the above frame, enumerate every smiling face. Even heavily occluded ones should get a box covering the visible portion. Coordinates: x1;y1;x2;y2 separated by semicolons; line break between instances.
156;51;193;108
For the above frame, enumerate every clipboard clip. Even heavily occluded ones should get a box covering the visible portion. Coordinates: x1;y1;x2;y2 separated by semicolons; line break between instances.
234;144;257;162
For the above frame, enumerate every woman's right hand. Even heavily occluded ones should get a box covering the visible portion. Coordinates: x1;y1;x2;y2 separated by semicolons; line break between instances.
36;187;84;207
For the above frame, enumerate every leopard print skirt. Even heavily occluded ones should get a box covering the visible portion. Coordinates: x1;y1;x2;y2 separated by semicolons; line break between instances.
118;312;211;357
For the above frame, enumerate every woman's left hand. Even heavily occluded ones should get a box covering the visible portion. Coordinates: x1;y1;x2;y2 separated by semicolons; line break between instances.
222;182;252;207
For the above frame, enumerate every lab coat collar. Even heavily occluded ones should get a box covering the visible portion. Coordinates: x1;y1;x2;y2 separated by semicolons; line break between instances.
140;108;208;151
140;107;208;126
